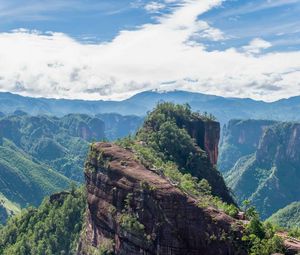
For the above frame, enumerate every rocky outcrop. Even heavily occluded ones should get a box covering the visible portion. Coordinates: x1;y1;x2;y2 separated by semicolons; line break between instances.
78;143;247;255
175;118;220;166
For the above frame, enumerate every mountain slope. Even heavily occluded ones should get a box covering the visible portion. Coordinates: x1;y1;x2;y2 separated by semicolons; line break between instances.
79;103;288;254
222;120;300;219
79;103;249;254
0;138;70;205
0;113;105;223
267;202;300;228
0;188;85;254
218;119;277;172
0;138;71;223
0;113;105;182
135;102;233;203
96;113;143;140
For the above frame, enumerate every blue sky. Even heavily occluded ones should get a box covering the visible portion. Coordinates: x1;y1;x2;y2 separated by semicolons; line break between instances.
0;0;299;101
1;0;299;50
0;0;150;42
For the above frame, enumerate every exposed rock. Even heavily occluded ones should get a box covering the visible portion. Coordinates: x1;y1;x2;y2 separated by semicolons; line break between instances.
49;191;70;204
224;121;300;219
219;119;276;172
276;232;300;255
203;121;220;166
138;106;233;204
78;142;247;255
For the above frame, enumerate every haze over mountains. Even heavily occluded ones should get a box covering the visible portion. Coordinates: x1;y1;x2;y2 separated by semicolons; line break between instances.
2;90;300;125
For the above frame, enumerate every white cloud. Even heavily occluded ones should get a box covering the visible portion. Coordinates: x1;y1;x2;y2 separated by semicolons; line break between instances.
0;0;299;102
144;1;166;12
242;38;272;54
191;20;226;41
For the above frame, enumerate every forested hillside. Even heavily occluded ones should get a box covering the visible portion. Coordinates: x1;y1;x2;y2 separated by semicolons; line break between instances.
0;113;104;223
0;188;85;254
267;202;300;229
220;120;300;219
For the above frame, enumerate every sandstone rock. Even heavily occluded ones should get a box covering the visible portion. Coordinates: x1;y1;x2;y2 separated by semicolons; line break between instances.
78;143;247;255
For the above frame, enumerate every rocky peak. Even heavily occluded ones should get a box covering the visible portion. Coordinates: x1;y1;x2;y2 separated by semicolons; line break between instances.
79;142;246;255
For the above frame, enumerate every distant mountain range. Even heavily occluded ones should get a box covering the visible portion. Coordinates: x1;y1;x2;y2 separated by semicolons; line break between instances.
2;90;300;124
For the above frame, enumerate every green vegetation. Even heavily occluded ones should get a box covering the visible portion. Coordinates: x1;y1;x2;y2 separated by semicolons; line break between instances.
0;193;21;225
118;213;145;234
117;193;146;236
288;227;300;239
267;201;300;229
0;138;70;218
117;103;237;216
0;113;105;223
222;120;300;219
0;187;86;255
116;103;289;254
242;205;286;255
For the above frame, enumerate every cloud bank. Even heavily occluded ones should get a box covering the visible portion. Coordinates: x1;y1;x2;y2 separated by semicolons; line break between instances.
0;0;300;101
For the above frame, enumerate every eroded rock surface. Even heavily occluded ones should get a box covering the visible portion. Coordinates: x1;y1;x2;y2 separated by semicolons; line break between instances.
78;142;247;255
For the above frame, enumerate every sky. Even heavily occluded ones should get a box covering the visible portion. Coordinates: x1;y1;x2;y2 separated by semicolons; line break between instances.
0;0;300;101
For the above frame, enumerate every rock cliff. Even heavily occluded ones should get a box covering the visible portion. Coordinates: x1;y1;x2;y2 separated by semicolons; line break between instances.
224;121;300;219
78;142;247;255
219;119;276;172
183;118;220;166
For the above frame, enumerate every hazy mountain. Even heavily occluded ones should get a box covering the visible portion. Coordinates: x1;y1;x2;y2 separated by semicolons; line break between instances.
96;113;143;141
2;90;300;125
221;120;300;219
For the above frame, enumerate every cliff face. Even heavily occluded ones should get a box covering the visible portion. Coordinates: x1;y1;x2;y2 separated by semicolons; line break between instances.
166;116;220;166
218;119;276;172
79;143;246;255
256;123;300;166
62;114;105;142
203;121;220;166
225;121;300;219
96;113;144;141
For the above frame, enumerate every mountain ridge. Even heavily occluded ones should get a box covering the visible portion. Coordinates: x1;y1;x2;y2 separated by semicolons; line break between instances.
2;90;300;125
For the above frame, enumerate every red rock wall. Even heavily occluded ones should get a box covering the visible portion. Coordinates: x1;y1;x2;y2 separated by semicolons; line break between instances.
78;143;247;255
204;121;220;166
